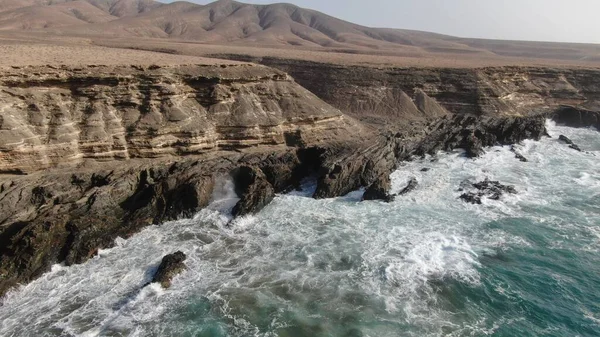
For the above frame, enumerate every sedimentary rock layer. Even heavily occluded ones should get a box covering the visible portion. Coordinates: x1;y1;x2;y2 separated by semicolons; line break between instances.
0;64;358;173
214;56;600;125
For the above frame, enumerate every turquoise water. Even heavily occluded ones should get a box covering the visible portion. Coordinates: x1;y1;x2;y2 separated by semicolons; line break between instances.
0;121;598;337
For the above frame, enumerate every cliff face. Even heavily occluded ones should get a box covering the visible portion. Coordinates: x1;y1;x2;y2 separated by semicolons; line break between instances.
0;64;358;173
0;63;368;295
219;56;600;128
0;61;598;297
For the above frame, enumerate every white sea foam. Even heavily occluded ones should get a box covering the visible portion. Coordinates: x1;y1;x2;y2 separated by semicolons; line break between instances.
0;121;598;337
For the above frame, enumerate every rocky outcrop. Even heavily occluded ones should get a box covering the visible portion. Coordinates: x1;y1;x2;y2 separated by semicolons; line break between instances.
558;135;583;152
362;174;393;202
459;179;517;204
313;136;398;199
553;106;600;130
0;146;330;295
511;146;529;162
398;177;419;196
0;64;360;173
148;251;187;289
413;114;548;158
231;166;275;217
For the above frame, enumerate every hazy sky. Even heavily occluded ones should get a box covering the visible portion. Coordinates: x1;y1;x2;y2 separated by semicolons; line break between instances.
162;0;600;44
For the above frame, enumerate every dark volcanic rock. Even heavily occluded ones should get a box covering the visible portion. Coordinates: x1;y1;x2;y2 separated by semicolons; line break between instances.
363;174;393;202
314;137;399;199
0;150;304;296
511;146;529;162
514;152;529;162
414;114;548;158
150;252;187;289
553;106;600;130
464;134;485;158
460;192;483;204
559;135;575;145
559;135;583;151
231;166;276;217
569;144;583;152
398;177;419;196
460;179;517;204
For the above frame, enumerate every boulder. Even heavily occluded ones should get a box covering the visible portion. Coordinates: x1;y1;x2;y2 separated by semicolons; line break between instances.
511;146;528;162
559;135;583;152
398;177;419;196
514;152;529;162
363;174;393;202
559;135;574;145
149;251;187;289
460;178;517;204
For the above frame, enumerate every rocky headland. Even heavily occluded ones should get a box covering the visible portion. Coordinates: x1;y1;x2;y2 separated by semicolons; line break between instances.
1;61;599;296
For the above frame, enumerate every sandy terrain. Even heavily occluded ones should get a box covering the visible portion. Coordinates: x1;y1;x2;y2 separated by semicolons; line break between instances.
0;0;598;69
0;42;242;67
95;37;600;69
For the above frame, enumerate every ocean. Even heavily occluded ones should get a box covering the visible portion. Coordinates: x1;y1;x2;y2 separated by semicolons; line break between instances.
1;121;598;337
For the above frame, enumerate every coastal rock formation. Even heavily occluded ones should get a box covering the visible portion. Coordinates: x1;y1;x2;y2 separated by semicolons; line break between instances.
398;177;419;196
313;136;398;199
0;64;359;173
1;62;599;297
0;147;322;295
413;114;548;158
553;106;600;130
149;251;187;289
460;179;517;204
231;166;275;217
362;174;393;202
221;58;600;128
558;135;583;152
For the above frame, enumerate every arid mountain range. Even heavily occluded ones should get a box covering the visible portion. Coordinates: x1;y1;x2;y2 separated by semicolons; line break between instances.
0;0;599;66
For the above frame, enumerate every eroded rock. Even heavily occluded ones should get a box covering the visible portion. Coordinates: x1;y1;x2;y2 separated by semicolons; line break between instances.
231;166;276;217
398;177;419;196
559;135;583;152
414;114;548;159
460;179;517;204
2;62;598;297
149;251;187;289
553;106;600;130
511;146;529;162
363;174;393;202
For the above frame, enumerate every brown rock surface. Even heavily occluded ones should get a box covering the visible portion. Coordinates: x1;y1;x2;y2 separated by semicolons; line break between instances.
231;166;275;217
0;63;359;173
149;251;186;289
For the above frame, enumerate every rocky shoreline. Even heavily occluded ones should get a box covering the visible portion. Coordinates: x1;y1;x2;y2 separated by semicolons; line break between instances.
1;62;599;296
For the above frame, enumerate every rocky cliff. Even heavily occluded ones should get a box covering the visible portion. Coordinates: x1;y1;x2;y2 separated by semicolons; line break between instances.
0;61;598;296
0;64;358;173
213;56;600;127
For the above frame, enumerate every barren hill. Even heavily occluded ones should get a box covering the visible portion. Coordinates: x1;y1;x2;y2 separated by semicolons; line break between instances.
74;0;489;54
0;0;598;64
